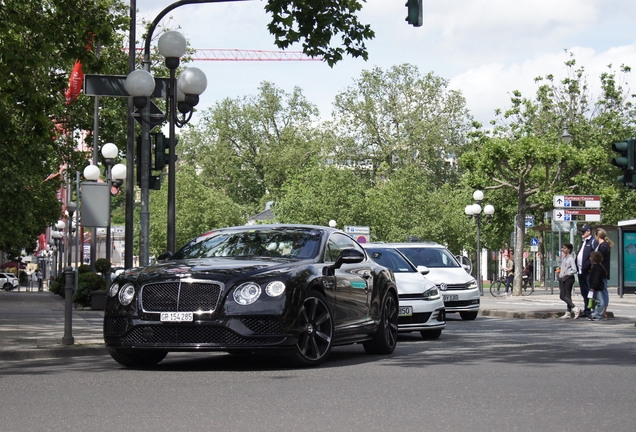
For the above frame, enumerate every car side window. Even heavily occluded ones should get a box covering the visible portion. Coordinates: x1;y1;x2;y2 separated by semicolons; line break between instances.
324;233;364;263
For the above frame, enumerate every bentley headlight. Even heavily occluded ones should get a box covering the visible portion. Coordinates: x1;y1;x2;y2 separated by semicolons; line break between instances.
233;282;262;305
118;283;136;306
422;287;440;300
265;281;286;297
108;283;119;297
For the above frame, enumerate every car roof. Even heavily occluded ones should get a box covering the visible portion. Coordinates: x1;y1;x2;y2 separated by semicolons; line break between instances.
364;241;444;248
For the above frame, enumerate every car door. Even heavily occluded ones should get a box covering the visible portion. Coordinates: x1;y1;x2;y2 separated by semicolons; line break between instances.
324;233;372;330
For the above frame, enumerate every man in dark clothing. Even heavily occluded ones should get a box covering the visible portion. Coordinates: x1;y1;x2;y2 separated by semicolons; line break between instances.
576;224;597;318
588;251;607;320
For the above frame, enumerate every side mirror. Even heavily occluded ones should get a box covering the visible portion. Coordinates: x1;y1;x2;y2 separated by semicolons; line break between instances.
157;251;173;261
416;265;430;275
324;248;365;275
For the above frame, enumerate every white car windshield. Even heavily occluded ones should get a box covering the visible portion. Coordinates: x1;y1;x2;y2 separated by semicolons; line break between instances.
397;247;460;268
366;248;415;273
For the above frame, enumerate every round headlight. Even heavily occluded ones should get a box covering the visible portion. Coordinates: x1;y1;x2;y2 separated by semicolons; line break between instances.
233;282;262;305
108;283;119;297
265;281;286;297
118;283;136;306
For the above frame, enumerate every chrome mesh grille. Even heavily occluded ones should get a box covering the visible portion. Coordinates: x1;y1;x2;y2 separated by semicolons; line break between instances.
105;326;284;346
141;280;222;313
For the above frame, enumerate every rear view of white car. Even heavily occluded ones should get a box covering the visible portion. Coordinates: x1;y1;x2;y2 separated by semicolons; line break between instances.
363;245;446;339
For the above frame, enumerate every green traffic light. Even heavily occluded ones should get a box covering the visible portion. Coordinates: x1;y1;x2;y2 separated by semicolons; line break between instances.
405;0;423;27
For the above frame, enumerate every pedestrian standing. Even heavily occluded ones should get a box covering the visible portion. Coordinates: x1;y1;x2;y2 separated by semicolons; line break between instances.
36;269;43;291
588;251;607;320
576;224;596;318
558;243;581;319
504;250;514;296
595;228;612;319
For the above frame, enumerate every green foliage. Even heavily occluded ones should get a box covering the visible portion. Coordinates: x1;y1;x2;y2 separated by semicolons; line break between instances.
264;0;374;67
148;165;247;256
72;272;107;308
78;264;92;274
94;258;112;275
49;274;66;297
276;165;369;227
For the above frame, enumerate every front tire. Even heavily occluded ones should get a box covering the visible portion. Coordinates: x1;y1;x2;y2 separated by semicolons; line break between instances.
108;348;168;367
420;328;442;339
460;311;478;320
3;283;12;291
288;291;334;367
363;292;398;355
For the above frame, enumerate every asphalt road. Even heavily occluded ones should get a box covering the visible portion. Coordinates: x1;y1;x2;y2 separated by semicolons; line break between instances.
0;316;633;432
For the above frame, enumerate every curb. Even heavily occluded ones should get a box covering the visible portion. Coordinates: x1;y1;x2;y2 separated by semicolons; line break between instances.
0;345;109;361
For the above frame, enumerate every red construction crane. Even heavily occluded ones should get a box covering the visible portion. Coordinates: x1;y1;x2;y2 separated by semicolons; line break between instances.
192;48;321;62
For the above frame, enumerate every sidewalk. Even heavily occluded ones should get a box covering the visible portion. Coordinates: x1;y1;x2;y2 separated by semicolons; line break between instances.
1;286;635;361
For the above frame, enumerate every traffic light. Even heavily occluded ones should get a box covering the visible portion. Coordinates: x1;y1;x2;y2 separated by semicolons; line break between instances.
152;132;169;171
611;138;636;188
405;0;423;27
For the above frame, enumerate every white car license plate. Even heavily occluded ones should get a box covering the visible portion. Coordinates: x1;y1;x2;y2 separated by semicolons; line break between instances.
160;312;193;322
443;294;459;302
398;306;413;317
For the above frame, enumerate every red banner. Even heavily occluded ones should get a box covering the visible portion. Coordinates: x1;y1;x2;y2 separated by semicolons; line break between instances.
65;60;84;105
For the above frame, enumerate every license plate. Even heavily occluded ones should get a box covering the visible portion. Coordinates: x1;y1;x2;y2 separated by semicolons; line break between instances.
398;306;413;317
443;295;459;302
160;312;193;322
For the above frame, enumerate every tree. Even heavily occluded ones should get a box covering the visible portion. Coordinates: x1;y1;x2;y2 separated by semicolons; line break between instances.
331;64;474;188
178;82;322;211
0;0;129;255
462;56;636;295
264;0;374;67
148;165;246;256
276;165;369;227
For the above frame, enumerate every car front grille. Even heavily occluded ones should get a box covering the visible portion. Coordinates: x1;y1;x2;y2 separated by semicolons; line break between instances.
437;283;471;291
105;326;285;346
240;317;284;334
104;317;128;335
141;280;222;313
398;312;432;325
445;299;480;308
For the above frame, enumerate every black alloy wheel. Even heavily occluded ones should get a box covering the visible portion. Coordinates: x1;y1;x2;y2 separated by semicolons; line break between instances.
289;291;334;367
108;348;168;368
363;292;398;355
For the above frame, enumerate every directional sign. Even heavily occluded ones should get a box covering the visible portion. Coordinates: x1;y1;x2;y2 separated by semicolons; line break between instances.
530;238;539;246
553;195;601;208
553;209;601;222
344;226;370;235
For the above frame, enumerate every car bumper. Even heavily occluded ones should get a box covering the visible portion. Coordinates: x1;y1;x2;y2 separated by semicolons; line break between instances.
104;314;298;351
440;288;480;313
397;298;446;332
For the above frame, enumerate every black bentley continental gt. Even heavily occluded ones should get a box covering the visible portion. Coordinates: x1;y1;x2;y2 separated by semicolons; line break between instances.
104;225;399;367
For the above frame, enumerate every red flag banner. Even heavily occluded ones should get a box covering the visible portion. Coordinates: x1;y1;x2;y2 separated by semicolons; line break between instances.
65;60;84;105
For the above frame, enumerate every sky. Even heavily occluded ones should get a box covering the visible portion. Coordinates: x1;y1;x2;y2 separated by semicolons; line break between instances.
134;0;636;127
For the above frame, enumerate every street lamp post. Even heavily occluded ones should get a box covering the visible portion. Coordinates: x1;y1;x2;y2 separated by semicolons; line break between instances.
125;2;210;265
465;190;495;296
66;201;76;267
84;143;127;279
53;220;66;277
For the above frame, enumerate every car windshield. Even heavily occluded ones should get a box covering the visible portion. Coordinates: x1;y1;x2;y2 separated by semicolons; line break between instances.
172;227;323;260
366;248;415;273
397;247;460;268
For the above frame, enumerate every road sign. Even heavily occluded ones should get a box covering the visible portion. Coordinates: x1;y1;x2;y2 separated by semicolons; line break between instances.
553;195;601;208
553;209;601;222
552;220;572;232
530;245;539;252
344;226;370;235
525;219;534;227
530;238;539;246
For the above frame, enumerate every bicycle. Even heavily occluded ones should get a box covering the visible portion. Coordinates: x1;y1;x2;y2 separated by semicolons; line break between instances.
489;274;534;296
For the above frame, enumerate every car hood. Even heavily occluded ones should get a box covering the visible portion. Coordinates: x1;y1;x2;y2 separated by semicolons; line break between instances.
422;267;475;285
392;272;436;294
122;257;307;284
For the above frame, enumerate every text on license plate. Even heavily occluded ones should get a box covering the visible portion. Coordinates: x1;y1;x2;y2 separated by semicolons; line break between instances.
443;295;459;302
160;312;193;322
398;306;413;317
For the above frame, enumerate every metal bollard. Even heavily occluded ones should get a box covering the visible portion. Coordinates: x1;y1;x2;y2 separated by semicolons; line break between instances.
62;266;75;345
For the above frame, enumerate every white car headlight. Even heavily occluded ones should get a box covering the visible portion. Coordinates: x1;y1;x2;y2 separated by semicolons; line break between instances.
108;283;119;297
422;287;440;300
265;281;286;297
233;282;262;305
118;283;136;306
468;280;478;290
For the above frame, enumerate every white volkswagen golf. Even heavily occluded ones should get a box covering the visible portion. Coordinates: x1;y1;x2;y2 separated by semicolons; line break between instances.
363;244;446;339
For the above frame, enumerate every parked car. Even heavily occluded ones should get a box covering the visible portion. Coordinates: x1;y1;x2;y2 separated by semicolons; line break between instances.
387;242;480;320
362;244;445;339
1;272;19;291
104;224;399;368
